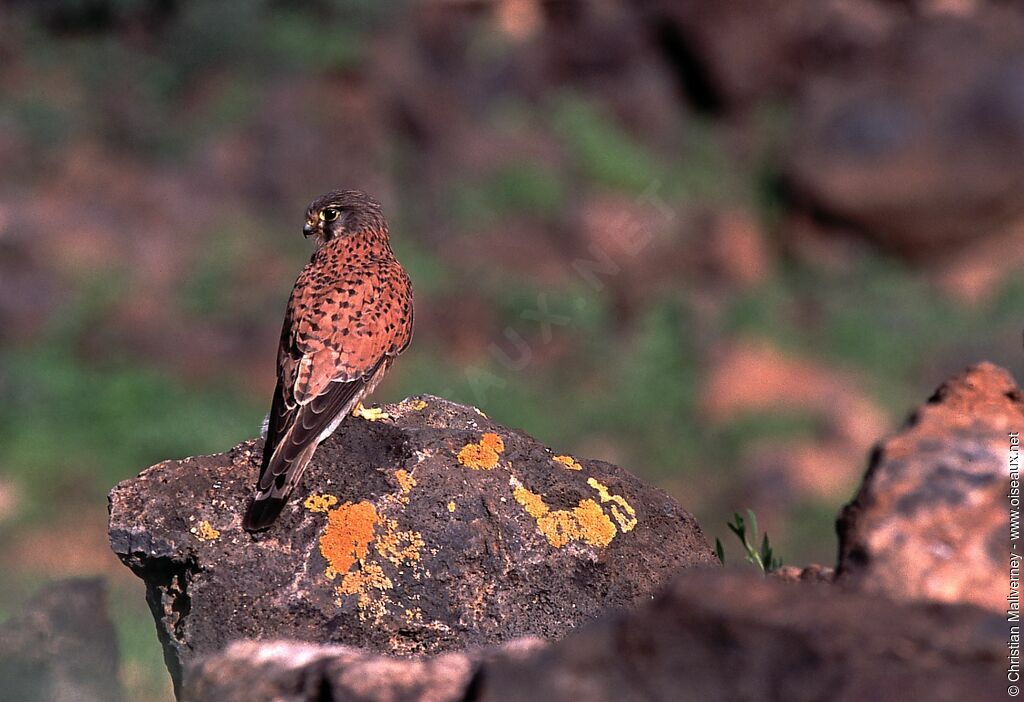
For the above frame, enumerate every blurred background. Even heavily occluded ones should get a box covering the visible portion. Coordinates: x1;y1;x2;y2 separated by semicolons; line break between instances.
1;0;1023;698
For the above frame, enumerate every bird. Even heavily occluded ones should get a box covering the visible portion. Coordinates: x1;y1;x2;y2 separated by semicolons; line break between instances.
243;190;413;531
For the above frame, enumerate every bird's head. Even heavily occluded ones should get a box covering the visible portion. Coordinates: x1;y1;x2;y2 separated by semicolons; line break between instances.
303;190;387;247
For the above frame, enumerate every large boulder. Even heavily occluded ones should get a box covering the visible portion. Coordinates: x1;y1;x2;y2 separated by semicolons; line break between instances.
837;363;1023;613
785;10;1024;261
183;570;1005;702
109;395;716;693
0;578;123;702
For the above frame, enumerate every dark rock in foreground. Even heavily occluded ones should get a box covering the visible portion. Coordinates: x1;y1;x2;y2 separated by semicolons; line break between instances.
0;578;123;702
183;570;1005;702
184;637;546;702
838;363;1023;613
474;570;1005;702
109;395;716;693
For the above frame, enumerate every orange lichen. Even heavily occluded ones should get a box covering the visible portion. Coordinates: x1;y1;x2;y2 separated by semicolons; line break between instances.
457;432;505;470
313;497;427;622
511;478;617;548
553;455;582;471
191;520;220;541
587;478;638;532
304;493;339;513
319;501;379;575
395;469;416;494
481;432;504;452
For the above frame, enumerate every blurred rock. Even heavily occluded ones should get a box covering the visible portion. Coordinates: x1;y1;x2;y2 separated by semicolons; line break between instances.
786;10;1024;261
0;578;123;702
109;395;716;693
698;208;772;289
186;568;1001;702
640;0;902;111
771;563;835;583
473;569;1005;702
184;637;545;702
702;341;889;502
837;362;1023;613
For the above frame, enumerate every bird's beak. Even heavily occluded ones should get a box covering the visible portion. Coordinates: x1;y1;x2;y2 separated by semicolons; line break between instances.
303;222;316;238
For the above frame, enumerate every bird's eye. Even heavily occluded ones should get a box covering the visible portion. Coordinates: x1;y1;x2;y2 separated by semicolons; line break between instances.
320;208;341;222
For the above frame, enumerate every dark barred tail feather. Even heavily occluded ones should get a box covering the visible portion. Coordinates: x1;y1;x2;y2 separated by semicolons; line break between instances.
242;494;287;531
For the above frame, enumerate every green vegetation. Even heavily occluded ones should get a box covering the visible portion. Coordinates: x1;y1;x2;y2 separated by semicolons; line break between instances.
715;509;784;575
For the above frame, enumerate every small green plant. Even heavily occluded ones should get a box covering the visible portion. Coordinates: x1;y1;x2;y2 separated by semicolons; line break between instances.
715;509;783;575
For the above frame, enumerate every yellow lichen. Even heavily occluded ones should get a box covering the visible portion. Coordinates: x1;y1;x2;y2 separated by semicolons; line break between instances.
375;517;425;567
319;501;379;575
511;478;617;548
553;455;582;471
408;399;428;411
395;469;416;494
192;520;220;541
457;432;505;470
337;561;393;621
587;478;638;532
447;501;457;513
304;493;339;513
352;403;390;421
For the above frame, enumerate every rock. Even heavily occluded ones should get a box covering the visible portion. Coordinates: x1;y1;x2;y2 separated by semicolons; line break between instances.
0;577;123;702
109;395;716;693
183;570;1002;702
785;10;1024;261
640;0;902;111
837;363;1023;613
472;569;1006;702
183;637;546;702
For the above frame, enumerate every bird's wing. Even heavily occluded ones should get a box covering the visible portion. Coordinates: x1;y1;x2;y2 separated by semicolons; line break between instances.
244;262;412;530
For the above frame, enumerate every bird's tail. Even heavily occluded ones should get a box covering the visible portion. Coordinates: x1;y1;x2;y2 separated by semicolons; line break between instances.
242;442;318;531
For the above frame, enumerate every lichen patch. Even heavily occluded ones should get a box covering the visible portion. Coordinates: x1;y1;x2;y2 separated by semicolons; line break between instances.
553;455;583;471
315;498;426;624
191;520;220;541
587;478;638;532
457;432;505;470
510;477;617;548
395;469;416;494
319;501;379;575
352;403;390;421
304;493;339;513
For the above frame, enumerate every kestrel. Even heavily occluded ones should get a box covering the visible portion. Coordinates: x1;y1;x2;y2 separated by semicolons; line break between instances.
243;190;413;531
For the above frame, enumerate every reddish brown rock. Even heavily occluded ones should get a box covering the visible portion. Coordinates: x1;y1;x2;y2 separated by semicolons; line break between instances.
837;363;1023;613
109;396;716;694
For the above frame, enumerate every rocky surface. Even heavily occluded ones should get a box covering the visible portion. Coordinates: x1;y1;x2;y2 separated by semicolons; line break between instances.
109;395;717;693
837;363;1023;613
473;569;1006;702
0;578;123;702
184;637;545;702
184;570;1005;702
